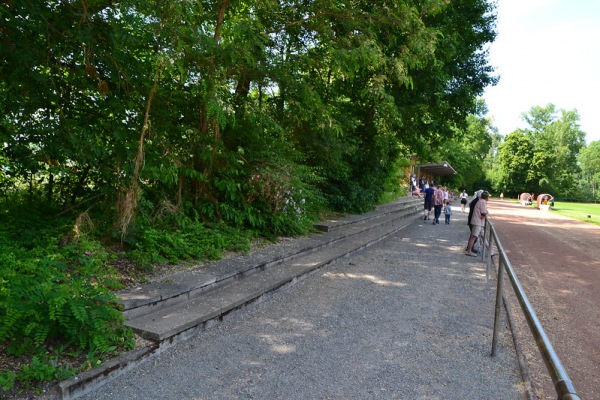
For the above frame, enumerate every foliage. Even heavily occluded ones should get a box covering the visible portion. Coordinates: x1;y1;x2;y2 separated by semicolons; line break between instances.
495;104;586;199
126;217;253;266
0;206;134;392
1;0;498;225
0;240;134;356
578;141;600;201
379;158;411;203
1;354;77;393
0;0;499;391
496;130;535;196
436;99;496;192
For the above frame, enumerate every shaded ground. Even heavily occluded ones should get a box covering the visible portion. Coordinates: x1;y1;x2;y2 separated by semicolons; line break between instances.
488;199;600;399
77;207;524;400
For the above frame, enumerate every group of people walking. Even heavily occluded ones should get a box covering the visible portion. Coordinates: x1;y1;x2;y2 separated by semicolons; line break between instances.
420;182;452;225
419;184;490;257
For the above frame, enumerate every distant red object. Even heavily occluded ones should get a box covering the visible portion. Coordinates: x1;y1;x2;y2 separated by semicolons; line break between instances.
537;194;554;210
519;192;532;206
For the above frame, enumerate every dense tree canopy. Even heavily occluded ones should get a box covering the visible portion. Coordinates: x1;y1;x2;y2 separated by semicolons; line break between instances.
579;141;600;199
435;99;496;190
1;0;498;237
495;104;586;199
496;130;534;195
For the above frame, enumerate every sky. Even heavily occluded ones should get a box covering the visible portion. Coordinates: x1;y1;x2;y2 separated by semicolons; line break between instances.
482;0;600;144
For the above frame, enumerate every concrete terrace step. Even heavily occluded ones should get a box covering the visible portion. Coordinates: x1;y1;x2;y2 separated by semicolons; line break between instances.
118;196;422;342
313;196;421;232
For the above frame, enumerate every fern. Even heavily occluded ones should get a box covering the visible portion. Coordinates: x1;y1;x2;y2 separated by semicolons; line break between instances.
69;301;88;324
33;325;49;347
0;238;134;357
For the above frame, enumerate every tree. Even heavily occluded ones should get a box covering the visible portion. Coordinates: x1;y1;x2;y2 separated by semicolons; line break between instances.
579;141;600;200
521;105;586;198
1;0;500;229
437;99;495;191
497;130;534;196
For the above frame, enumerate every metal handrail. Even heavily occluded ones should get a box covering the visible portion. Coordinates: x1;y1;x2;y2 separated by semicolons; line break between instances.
483;219;581;400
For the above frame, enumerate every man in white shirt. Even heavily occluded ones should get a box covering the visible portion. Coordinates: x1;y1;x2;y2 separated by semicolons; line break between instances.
466;191;489;257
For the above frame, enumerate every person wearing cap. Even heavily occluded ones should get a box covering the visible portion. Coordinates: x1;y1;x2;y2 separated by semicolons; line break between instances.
466;191;489;257
465;189;485;254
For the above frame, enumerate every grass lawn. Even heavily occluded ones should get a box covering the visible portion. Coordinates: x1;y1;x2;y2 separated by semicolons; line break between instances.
551;202;600;226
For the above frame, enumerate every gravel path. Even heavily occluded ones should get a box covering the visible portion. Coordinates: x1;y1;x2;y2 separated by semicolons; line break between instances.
79;209;524;400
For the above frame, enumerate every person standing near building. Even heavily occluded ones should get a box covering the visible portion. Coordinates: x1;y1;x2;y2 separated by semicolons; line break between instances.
466;191;489;256
433;184;444;225
411;174;418;192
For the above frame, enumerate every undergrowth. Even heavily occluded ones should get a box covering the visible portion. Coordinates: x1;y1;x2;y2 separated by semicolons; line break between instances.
0;204;136;395
0;161;333;396
0;198;295;395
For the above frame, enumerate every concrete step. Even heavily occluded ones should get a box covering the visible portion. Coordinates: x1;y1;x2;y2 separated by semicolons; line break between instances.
314;196;421;232
118;196;422;341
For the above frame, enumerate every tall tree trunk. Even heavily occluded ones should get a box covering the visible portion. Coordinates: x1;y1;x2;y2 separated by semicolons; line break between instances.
213;0;231;44
29;173;34;204
116;64;161;241
191;0;231;207
47;173;54;203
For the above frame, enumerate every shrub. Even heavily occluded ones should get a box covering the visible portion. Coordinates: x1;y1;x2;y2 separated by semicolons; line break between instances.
127;215;254;267
0;239;134;356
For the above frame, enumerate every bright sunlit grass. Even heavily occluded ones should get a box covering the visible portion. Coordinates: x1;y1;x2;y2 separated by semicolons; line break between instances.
552;202;600;226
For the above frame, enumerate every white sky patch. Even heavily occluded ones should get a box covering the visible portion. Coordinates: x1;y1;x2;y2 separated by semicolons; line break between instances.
482;0;600;143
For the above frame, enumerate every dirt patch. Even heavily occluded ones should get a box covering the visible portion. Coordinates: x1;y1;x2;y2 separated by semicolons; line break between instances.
488;199;600;399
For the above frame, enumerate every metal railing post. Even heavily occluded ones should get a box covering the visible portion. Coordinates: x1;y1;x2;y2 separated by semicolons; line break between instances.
483;220;493;286
491;252;504;357
480;220;487;262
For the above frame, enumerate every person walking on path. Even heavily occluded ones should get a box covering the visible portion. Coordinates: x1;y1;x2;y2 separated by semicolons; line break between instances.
433;184;444;225
422;183;435;220
444;200;452;224
466;191;489;256
460;190;468;212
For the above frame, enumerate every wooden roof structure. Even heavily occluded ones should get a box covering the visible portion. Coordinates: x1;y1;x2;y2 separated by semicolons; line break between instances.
418;161;457;176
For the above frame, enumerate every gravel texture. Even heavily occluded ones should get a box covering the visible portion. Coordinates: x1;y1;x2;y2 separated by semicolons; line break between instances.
78;209;525;400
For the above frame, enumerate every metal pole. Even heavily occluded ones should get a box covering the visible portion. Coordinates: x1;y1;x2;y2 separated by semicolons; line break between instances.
485;226;492;288
481;220;487;262
491;255;504;357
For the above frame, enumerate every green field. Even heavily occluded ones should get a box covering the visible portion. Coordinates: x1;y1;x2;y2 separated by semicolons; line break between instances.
551;202;600;226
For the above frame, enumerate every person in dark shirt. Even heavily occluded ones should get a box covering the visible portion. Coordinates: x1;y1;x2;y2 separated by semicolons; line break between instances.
422;183;435;221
